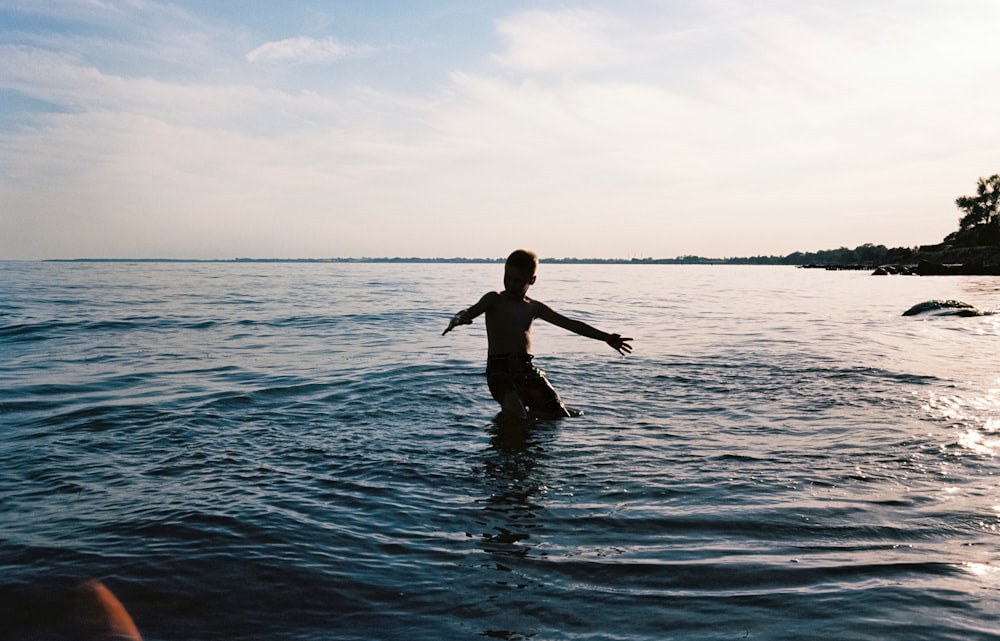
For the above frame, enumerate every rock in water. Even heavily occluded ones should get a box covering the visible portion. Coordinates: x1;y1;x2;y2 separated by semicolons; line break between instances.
902;300;982;316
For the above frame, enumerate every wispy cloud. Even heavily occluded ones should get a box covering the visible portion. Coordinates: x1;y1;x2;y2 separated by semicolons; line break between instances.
245;36;373;64
492;9;630;73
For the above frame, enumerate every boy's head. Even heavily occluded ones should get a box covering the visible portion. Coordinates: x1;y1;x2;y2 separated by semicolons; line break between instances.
503;249;538;296
506;249;538;273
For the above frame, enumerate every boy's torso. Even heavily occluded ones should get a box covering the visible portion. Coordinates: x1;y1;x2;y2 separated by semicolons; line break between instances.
485;291;540;356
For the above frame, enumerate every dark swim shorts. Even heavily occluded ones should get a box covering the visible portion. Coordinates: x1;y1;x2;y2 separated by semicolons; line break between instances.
485;353;566;414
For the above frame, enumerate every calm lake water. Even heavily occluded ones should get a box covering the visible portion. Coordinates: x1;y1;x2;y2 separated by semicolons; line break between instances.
2;261;999;641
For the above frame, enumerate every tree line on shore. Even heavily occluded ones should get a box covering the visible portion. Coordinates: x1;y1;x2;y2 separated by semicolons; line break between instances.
790;174;1000;269
485;174;1000;268
552;173;999;267
345;175;1000;266
50;175;998;267
661;173;1000;268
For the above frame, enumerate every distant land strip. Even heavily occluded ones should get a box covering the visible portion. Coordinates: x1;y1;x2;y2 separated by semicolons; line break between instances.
35;241;1000;270
43;256;797;265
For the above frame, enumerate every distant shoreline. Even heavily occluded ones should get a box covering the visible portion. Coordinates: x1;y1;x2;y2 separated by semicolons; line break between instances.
38;256;789;265
21;241;1000;274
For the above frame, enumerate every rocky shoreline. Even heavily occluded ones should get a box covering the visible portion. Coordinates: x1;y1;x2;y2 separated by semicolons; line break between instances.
801;244;1000;276
873;261;1000;276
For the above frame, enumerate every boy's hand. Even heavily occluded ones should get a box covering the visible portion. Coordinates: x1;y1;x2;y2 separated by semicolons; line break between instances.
442;310;471;336
606;333;633;355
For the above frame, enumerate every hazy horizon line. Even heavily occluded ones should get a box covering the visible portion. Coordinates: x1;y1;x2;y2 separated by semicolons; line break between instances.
24;256;791;264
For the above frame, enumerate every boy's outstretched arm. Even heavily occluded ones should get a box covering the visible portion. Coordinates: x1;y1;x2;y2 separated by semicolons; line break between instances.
442;293;493;335
537;304;633;355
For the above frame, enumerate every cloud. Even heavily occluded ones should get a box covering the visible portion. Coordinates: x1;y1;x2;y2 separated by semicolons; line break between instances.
245;36;373;64
492;9;630;73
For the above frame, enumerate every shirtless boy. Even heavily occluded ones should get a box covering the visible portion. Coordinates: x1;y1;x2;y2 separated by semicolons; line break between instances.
443;249;632;418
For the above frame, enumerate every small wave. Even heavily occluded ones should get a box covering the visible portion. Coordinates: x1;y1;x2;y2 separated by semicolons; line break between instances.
539;556;956;596
0;319;76;341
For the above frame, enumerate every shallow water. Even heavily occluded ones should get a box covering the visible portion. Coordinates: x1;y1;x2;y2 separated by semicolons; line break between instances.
2;261;999;640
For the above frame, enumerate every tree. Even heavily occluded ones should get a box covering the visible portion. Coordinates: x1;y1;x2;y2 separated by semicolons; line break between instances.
955;174;1000;245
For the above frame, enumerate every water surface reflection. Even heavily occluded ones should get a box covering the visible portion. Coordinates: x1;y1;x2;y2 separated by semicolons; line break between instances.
472;417;560;639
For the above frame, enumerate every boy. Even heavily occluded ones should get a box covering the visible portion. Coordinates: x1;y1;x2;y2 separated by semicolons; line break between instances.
443;249;632;418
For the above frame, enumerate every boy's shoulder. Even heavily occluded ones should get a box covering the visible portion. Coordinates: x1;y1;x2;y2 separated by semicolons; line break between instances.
479;291;547;309
478;291;538;309
498;293;547;313
472;290;503;310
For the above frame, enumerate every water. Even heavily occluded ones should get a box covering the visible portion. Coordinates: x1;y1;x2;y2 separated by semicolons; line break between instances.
2;261;999;641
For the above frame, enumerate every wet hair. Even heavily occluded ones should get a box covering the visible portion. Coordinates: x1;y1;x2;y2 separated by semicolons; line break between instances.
506;249;538;273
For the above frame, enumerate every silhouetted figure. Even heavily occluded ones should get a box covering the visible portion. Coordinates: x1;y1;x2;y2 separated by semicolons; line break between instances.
444;249;632;418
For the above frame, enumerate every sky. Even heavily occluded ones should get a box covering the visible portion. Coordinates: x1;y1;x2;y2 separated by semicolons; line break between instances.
1;0;999;260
